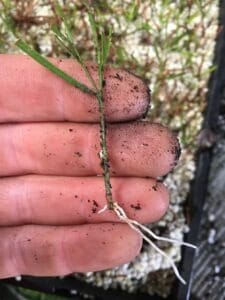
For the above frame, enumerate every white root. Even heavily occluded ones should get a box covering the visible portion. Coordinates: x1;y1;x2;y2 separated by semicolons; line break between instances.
98;202;197;285
97;204;108;214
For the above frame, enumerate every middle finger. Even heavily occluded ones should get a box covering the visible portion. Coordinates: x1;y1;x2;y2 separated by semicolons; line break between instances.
0;121;180;177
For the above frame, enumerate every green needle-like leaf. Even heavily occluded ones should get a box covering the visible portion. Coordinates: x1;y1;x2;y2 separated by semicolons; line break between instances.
88;12;99;49
101;28;112;65
16;39;95;95
51;24;98;91
52;25;80;61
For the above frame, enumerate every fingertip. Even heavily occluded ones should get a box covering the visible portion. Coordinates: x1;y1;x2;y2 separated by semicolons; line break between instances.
104;68;151;122
92;223;142;270
149;181;170;221
116;178;169;224
153;123;181;174
122;223;143;259
139;122;181;176
107;122;181;177
66;223;143;272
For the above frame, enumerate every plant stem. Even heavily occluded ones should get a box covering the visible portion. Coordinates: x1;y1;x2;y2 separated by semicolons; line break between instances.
96;90;114;210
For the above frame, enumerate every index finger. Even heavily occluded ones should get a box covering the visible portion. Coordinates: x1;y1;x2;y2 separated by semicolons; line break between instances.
0;55;150;123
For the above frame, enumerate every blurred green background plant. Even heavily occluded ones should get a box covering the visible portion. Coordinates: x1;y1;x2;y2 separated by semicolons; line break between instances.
17;287;68;300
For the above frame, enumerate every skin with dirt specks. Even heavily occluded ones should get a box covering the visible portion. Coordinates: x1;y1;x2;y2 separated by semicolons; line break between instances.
0;55;180;278
0;55;150;123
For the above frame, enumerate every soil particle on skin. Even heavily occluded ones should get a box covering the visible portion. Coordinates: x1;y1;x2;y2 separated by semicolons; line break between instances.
92;200;99;207
128;102;135;108
75;152;82;157
130;203;141;210
89;65;98;71
123;107;132;114
141;89;151;119
34;254;38;262
171;161;178;168
115;73;123;81
45;152;52;158
152;183;158;191
121;143;130;150
92;207;97;213
171;145;181;162
108;73;123;81
174;144;181;161
170;138;181;162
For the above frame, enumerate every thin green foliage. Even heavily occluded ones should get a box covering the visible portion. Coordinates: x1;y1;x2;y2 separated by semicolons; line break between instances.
52;2;98;91
88;9;112;89
0;0;17;35
99;28;112;80
88;12;99;50
17;286;68;300
125;0;139;22
51;25;80;60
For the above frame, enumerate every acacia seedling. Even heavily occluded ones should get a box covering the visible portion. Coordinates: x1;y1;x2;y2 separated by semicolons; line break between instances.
16;4;196;285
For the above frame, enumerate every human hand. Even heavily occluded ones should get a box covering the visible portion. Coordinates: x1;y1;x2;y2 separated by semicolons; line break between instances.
0;55;180;278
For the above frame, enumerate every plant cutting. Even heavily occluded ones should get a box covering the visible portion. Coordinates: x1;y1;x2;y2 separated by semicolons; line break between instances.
15;4;197;285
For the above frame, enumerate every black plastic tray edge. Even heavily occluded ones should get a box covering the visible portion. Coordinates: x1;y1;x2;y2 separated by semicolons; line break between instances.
1;2;225;299
171;0;225;299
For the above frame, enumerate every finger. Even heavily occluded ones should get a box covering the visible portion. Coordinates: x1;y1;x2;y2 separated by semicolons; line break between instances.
0;223;142;278
0;122;180;177
0;54;150;123
0;176;169;226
